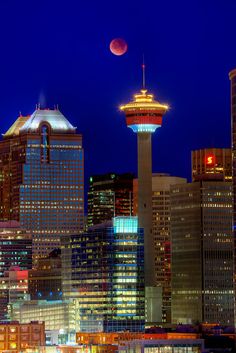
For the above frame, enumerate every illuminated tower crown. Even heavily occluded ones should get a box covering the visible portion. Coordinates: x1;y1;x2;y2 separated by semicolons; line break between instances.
120;88;168;133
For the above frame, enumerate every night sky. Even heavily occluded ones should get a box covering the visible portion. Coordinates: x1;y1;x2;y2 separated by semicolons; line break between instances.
0;0;235;195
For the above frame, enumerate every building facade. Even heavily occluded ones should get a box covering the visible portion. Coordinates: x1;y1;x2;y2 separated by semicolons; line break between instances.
76;332;204;353
0;267;29;321
88;173;134;227
10;300;75;344
171;181;234;325
133;174;187;324
61;217;145;333
0;321;45;352
29;249;62;301
0;109;84;261
0;221;32;276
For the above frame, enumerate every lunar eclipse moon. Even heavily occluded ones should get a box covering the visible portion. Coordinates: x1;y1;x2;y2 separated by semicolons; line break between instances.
110;38;128;56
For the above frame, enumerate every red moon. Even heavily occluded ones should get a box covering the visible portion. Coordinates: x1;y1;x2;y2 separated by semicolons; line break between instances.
110;38;128;56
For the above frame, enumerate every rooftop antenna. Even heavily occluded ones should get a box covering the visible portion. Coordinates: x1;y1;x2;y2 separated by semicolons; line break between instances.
142;54;146;89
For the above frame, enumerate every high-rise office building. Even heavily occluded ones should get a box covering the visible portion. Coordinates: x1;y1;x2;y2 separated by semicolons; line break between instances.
134;174;187;324
120;82;168;291
88;173;134;227
171;180;234;325
0;221;32;276
192;148;232;182
0;109;84;261
61;217;145;333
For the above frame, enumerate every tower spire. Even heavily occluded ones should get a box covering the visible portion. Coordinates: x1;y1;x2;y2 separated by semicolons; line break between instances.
142;55;146;89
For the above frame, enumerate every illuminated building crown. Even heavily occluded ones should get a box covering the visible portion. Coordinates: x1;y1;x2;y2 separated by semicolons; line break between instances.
120;89;168;133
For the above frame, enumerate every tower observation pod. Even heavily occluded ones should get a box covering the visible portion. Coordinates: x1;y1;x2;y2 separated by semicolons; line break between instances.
120;87;168;288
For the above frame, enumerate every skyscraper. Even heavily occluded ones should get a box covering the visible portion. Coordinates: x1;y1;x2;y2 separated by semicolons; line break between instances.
0;108;84;261
88;172;134;227
120;85;168;289
171;180;234;325
134;174;187;323
61;217;145;333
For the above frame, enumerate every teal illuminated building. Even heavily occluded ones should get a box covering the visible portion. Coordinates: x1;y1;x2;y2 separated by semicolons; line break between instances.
0;109;84;262
61;216;145;332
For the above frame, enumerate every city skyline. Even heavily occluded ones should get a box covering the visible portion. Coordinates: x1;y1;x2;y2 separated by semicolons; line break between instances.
0;0;235;188
0;1;235;351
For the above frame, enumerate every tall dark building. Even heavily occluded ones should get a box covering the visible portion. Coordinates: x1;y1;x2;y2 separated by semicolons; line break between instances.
28;249;62;301
0;109;84;262
61;217;145;333
87;173;134;227
171;180;234;325
134;174;187;324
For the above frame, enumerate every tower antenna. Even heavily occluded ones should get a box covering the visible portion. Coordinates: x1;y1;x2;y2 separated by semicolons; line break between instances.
142;54;146;89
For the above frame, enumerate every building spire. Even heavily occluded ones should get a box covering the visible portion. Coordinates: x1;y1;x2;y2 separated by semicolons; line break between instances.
142;54;146;89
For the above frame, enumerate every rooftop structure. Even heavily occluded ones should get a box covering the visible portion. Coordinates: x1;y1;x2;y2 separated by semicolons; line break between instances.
191;148;232;182
120;89;168;133
4;109;76;138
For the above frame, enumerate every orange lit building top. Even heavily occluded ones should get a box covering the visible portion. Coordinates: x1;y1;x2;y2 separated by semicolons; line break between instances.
120;89;168;133
191;148;232;182
76;332;200;346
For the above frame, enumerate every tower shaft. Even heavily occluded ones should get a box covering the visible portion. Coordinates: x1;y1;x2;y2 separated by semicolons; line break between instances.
138;133;155;286
120;86;168;324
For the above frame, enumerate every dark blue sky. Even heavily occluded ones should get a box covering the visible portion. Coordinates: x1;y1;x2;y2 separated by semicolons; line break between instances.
0;0;235;187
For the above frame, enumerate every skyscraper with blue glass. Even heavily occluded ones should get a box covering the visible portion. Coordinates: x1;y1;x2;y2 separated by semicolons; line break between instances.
0;108;84;262
61;216;145;333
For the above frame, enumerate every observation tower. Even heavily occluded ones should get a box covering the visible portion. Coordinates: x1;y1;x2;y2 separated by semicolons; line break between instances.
120;67;168;287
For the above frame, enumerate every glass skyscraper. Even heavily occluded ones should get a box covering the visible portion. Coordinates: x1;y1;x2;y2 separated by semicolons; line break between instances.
61;216;145;333
0;109;84;262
